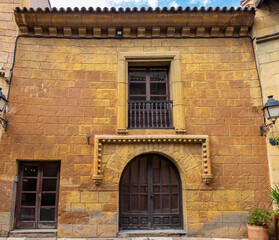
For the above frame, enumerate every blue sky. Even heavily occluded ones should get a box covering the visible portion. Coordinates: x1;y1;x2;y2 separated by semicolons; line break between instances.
50;0;242;9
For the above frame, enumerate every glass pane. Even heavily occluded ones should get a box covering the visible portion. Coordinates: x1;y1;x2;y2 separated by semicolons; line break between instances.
23;165;38;177
130;83;146;95
22;179;37;191
150;70;166;82
150;83;166;95
21;193;36;206
43;164;58;177
20;208;35;221
129;71;146;82
41;193;56;206
129;96;146;101
40;208;55;221
42;179;57;191
150;96;168;100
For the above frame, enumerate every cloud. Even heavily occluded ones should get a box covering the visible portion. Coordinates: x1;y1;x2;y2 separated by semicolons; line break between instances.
51;0;161;8
148;0;158;8
189;0;211;6
169;1;178;7
50;0;241;9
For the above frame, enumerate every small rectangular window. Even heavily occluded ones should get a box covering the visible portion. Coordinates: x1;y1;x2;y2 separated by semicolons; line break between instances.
128;67;173;129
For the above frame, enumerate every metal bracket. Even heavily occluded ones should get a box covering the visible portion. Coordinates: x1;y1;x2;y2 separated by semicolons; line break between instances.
0;68;11;83
260;120;276;136
0;117;8;131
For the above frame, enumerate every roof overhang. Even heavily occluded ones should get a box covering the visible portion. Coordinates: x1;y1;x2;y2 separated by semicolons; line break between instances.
14;6;255;38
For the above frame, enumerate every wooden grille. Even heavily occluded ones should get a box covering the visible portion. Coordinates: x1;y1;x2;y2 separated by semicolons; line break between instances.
119;154;182;230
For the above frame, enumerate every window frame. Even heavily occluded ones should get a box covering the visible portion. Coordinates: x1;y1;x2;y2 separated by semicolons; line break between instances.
117;52;186;134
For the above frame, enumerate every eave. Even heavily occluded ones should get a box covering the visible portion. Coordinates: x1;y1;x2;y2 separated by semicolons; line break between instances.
14;6;255;38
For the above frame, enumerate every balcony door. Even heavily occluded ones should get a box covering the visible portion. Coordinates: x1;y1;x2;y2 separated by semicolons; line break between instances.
15;161;60;229
128;67;173;129
119;154;182;230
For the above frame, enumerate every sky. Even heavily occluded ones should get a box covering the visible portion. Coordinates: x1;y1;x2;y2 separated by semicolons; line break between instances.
49;0;242;9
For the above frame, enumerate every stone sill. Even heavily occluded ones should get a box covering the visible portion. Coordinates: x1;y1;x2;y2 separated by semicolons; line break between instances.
10;229;57;233
118;229;187;236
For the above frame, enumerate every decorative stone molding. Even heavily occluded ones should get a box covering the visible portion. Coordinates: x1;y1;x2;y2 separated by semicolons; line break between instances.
92;135;213;185
14;7;254;38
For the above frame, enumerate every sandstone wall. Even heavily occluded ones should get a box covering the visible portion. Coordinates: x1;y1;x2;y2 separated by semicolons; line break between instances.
0;0;50;139
0;36;269;238
252;0;279;187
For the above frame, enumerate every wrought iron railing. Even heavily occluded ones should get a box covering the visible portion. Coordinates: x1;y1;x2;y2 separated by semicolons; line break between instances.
128;100;173;129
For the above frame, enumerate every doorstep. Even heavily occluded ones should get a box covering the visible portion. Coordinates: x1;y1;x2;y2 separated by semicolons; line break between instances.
9;229;57;238
118;229;187;237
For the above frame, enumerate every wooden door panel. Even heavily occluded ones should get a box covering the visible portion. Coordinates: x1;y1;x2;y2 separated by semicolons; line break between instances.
120;154;182;230
15;162;60;229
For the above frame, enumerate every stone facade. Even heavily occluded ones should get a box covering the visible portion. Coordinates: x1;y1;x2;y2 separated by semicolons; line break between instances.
0;30;270;237
242;0;279;188
0;0;50;138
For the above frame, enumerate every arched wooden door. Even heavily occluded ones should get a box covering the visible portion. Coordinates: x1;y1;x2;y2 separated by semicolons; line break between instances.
119;154;182;230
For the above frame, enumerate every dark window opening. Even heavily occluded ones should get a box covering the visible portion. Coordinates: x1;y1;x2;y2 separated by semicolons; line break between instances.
128;67;173;129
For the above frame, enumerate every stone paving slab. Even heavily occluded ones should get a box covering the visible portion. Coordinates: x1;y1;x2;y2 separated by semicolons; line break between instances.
0;238;249;240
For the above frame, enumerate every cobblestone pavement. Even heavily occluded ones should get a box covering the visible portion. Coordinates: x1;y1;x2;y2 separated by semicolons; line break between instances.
0;238;248;240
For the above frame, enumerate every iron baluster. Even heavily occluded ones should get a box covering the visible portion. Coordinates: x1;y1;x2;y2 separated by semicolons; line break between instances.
134;102;137;128
164;102;167;128
155;102;158;128
143;102;145;128
147;102;150;128
151;102;154;128
129;102;132;129
159;102;162;128
139;102;141;128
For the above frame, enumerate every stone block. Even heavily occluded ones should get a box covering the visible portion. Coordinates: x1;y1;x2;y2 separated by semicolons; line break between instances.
58;224;73;237
97;224;117;238
0;212;10;224
72;224;97;238
59;212;89;224
102;203;117;212
81;191;98;203
71;203;85;212
60;191;80;203
98;192;109;203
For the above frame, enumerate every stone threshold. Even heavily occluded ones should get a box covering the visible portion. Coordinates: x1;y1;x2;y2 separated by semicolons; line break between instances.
10;229;57;233
119;229;187;236
9;229;57;238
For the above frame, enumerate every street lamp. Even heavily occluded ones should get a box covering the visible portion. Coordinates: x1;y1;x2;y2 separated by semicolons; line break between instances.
260;95;279;136
0;88;8;131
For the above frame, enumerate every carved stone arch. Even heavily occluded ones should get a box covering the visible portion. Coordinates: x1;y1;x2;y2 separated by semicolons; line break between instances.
92;135;213;186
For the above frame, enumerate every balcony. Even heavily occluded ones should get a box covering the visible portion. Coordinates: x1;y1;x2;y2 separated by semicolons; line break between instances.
128;100;173;129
